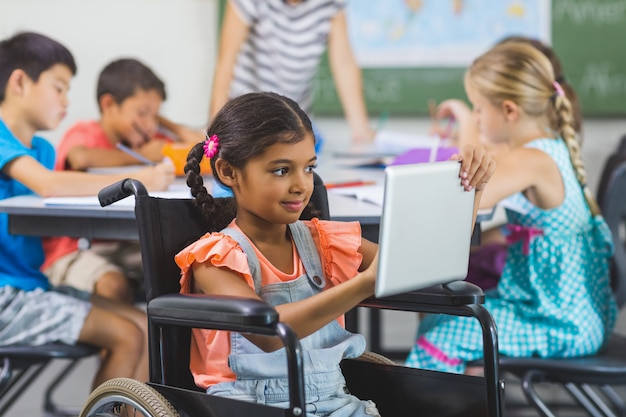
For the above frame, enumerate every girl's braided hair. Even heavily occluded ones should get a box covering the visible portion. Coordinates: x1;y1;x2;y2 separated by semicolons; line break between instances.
185;92;320;230
466;42;600;216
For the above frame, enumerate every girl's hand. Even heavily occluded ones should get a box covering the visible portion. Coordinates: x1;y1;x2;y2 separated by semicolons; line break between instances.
451;145;496;192
436;99;472;125
352;125;376;144
437;99;481;147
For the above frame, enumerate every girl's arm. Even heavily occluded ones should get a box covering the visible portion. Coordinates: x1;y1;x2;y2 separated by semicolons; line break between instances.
436;99;479;147
440;106;563;211
208;2;250;119
328;11;374;143
357;237;378;272
476;147;564;210
3;155;175;197
191;248;378;352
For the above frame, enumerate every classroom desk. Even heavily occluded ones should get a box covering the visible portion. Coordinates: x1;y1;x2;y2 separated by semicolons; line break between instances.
0;160;490;242
0;192;382;240
0;158;389;241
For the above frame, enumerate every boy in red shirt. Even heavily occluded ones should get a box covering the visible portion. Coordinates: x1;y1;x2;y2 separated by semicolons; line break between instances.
43;59;199;303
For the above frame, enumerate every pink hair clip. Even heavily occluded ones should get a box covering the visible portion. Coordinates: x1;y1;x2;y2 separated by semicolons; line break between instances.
203;134;220;159
553;81;565;98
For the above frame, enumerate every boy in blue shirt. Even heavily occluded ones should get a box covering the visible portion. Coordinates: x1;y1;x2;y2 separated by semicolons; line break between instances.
0;31;175;388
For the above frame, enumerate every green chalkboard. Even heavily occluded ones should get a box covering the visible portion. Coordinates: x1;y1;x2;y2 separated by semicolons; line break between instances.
310;0;626;117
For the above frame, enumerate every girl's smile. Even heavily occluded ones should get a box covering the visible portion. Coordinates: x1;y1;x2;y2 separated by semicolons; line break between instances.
229;133;317;229
281;199;306;212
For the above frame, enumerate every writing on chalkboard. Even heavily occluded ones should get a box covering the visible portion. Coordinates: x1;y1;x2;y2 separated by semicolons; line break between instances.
580;62;626;98
554;0;626;25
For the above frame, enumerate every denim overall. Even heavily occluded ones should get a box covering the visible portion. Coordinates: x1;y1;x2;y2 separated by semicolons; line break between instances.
207;221;379;416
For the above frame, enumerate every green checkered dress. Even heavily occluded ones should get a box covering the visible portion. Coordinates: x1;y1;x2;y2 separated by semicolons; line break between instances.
405;138;617;373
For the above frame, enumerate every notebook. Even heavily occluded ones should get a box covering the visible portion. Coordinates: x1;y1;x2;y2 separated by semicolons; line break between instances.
375;161;475;298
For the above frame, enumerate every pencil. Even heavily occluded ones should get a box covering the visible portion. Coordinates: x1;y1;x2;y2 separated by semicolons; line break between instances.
326;180;376;189
116;143;156;166
441;116;456;140
376;111;390;131
428;98;440;133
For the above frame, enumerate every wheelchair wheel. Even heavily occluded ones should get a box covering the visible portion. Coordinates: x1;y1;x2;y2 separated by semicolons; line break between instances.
79;377;179;417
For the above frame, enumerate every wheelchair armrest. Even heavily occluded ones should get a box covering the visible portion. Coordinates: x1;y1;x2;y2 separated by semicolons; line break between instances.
360;280;484;311
98;178;147;206
148;293;307;411
148;293;279;335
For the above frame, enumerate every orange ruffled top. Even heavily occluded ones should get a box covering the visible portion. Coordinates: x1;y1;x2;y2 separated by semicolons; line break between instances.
176;218;363;389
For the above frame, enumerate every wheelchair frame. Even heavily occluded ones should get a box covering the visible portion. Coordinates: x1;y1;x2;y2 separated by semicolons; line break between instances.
79;177;504;417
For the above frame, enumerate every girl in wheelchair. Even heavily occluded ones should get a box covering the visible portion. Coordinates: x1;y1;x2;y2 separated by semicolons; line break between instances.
177;91;494;416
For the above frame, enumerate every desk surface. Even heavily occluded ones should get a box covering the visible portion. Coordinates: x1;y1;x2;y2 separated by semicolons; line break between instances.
0;160;491;240
0;189;383;241
0;192;382;221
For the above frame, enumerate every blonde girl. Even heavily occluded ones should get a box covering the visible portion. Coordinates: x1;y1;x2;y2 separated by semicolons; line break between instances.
406;42;616;373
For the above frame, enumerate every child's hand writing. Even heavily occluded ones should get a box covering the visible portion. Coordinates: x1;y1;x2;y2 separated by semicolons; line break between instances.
436;99;472;123
136;160;176;191
451;145;496;192
352;125;376;144
436;99;480;147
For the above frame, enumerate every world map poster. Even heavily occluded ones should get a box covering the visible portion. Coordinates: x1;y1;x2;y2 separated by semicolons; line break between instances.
347;0;551;67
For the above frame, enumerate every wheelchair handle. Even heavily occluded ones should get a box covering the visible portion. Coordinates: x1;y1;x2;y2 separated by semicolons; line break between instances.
98;178;148;207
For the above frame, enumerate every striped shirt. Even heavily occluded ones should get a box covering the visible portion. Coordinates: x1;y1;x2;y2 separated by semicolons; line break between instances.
230;0;345;112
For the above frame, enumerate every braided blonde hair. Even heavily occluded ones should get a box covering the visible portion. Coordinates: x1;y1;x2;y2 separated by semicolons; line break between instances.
466;42;599;216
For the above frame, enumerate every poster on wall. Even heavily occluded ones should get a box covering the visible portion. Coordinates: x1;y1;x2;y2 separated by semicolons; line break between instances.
347;0;552;67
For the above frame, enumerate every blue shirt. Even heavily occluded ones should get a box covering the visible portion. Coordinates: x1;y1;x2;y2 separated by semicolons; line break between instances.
0;119;55;290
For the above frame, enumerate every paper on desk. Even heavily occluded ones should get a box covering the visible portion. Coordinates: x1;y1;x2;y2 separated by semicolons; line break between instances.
44;189;192;207
332;156;393;169
374;129;440;153
327;184;384;206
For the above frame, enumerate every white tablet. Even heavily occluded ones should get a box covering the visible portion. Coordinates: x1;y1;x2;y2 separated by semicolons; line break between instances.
375;161;475;298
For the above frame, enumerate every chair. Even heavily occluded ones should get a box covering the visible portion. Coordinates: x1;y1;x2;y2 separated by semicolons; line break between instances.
492;152;626;417
0;342;98;416
615;134;626;156
80;173;504;417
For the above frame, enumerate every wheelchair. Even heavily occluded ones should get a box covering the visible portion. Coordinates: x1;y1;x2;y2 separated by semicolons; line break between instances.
79;174;504;417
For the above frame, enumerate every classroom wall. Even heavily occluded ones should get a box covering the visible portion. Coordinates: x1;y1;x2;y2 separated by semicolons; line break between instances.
2;0;625;194
0;0;217;144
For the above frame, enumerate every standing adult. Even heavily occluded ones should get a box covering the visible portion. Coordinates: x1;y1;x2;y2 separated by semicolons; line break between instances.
209;0;375;146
